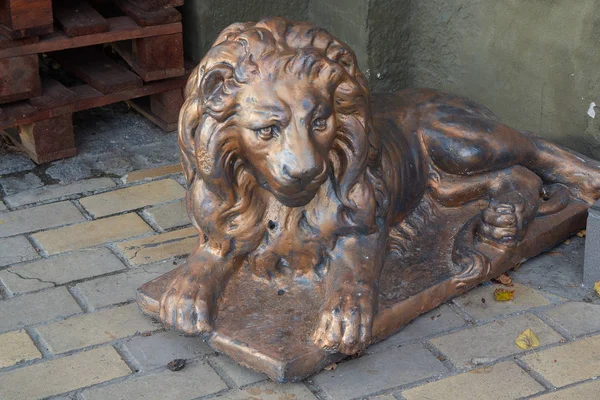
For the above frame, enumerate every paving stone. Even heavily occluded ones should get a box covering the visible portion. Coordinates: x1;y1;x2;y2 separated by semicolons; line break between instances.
533;379;600;399
0;152;36;175
0;201;6;211
32;213;152;255
123;164;183;183
79;179;185;218
83;152;136;177
368;396;397;400
74;260;180;310
313;342;448;399
512;237;589;301
521;334;600;388
0;346;131;400
45;159;93;184
144;199;189;230
124;330;213;372
4;178;116;208
0;236;39;267
0;201;85;238
0;173;43;195
0;287;81;333
402;362;544;400
36;303;161;354
116;227;197;265
217;382;317;400
81;360;226;400
369;304;466;353
453;282;551;321
0;330;42;368
0;248;126;295
430;314;564;369
542;302;600;337
211;355;267;387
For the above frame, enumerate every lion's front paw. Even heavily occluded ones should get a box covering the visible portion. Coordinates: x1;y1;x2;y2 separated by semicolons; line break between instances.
311;284;376;355
479;191;537;247
159;266;215;335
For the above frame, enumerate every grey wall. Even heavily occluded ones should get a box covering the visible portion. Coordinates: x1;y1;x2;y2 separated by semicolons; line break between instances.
181;0;600;157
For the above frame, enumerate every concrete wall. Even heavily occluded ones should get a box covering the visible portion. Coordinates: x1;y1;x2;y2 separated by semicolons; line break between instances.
181;0;600;157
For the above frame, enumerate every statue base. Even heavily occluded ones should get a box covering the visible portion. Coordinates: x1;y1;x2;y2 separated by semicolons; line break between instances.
137;197;588;382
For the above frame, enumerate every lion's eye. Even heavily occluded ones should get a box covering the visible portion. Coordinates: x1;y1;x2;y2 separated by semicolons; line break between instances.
256;126;276;140
312;118;327;131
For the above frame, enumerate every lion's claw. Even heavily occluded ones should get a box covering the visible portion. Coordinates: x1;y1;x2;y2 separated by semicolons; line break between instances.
159;268;214;336
479;191;536;247
312;285;375;355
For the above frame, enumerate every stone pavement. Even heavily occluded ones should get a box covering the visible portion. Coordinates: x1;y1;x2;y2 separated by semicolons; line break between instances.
1;108;600;400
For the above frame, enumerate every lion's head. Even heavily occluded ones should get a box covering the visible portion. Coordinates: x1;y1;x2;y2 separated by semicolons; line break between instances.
179;17;388;252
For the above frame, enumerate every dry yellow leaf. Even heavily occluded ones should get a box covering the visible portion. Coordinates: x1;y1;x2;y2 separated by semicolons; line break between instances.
577;230;587;238
494;288;515;302
595;281;600;297
564;239;571;245
515;328;540;350
324;363;337;371
493;274;513;287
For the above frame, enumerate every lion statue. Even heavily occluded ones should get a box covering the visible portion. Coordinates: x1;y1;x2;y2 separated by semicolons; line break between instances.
157;17;600;355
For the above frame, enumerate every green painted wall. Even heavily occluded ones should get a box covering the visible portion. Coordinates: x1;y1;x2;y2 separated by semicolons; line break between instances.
181;0;600;156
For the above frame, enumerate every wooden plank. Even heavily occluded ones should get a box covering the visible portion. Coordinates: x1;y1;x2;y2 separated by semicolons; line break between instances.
149;88;182;123
49;47;143;94
0;75;188;129
28;78;77;109
0;54;40;103
128;96;177;131
114;32;184;81
0;22;52;40
0;34;38;50
0;16;182;59
17;113;76;164
125;0;183;12
114;0;181;27
1;0;53;31
53;0;109;37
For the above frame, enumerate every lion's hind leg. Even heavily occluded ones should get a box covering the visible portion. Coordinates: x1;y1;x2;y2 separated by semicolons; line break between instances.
431;165;543;247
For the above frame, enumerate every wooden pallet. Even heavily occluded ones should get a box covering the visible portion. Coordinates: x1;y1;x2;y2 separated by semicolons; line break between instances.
0;0;186;163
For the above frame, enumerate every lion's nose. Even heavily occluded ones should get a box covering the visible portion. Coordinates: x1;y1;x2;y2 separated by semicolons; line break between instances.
282;164;320;185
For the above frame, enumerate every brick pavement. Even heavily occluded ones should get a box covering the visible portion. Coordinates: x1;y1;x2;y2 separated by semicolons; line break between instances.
0;163;599;400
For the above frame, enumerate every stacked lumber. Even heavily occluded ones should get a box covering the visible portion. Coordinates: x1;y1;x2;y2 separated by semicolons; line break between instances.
0;0;187;164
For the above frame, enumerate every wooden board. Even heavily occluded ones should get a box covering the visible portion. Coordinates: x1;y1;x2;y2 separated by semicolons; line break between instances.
0;0;53;30
114;33;184;81
0;16;182;59
53;0;109;37
28;78;77;109
0;54;41;103
0;74;188;129
16;113;76;164
127;95;177;131
114;0;181;27
125;0;183;12
0;35;38;50
49;47;143;94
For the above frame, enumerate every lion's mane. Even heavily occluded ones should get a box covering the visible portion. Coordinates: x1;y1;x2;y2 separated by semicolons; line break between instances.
179;17;388;255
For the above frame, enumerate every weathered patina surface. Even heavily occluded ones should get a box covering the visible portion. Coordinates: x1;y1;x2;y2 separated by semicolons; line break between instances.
138;17;600;382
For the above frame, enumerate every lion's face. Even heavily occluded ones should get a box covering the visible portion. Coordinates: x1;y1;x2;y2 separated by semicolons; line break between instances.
234;75;338;207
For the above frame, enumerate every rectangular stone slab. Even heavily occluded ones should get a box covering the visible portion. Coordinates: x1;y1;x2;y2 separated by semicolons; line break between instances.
138;200;588;382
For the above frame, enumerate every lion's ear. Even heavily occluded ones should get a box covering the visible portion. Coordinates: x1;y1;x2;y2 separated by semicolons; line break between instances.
200;64;237;119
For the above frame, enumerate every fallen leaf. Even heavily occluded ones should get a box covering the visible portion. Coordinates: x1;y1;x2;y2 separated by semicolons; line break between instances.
167;359;186;371
577;230;587;238
493;274;513;287
515;329;540;350
595;281;600;297
494;288;515;302
564;239;571;245
324;363;337;371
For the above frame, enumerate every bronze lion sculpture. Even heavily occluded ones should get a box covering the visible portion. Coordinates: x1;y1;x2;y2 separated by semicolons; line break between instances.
139;18;600;366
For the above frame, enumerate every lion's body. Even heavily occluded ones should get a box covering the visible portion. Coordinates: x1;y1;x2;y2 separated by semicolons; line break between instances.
158;17;600;355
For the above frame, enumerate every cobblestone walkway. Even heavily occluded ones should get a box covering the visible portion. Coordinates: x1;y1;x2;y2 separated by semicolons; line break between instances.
1;112;599;399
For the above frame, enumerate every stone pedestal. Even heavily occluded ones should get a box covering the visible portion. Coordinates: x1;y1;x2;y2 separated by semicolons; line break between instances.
584;200;600;287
